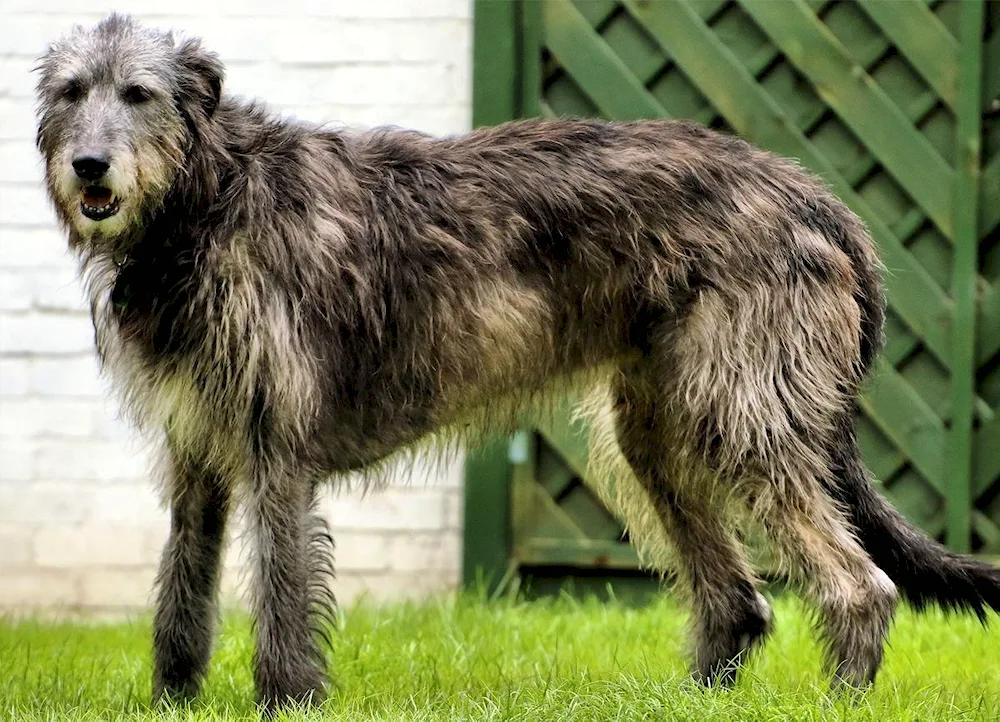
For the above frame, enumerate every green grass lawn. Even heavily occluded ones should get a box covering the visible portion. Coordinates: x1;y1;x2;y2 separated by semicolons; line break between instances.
2;589;999;721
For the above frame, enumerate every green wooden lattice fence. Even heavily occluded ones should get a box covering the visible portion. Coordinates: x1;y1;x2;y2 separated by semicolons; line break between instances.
464;0;1000;587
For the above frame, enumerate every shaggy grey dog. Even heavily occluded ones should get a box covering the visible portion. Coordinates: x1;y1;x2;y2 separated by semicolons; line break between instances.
36;14;1000;713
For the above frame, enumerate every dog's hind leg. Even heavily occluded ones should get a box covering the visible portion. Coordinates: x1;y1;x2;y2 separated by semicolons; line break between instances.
249;471;333;712
152;447;231;702
756;475;897;688
612;370;772;686
663;280;899;689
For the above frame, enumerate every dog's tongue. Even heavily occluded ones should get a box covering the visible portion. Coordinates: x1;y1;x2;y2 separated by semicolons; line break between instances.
82;186;113;208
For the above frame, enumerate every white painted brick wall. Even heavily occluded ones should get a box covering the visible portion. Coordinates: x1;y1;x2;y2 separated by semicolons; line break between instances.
0;0;473;613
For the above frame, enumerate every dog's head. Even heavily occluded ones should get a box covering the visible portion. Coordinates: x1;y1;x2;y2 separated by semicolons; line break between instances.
35;14;223;247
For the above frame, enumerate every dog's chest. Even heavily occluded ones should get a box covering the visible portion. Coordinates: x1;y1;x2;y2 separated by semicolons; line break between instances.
146;370;212;439
140;366;248;474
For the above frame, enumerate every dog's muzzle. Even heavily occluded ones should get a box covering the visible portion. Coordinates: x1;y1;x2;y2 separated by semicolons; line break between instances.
72;153;120;221
79;185;120;220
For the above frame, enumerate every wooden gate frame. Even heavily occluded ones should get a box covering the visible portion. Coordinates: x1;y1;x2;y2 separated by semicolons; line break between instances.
463;0;1000;588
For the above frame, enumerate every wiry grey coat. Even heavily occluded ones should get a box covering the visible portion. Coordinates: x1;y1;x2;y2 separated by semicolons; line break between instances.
35;14;1000;713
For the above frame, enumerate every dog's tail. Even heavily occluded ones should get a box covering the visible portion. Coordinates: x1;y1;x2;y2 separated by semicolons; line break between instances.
827;415;1000;621
821;205;1000;620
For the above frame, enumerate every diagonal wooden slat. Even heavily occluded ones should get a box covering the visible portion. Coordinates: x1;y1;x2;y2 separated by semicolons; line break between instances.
622;0;955;374
517;482;591;541
572;0;620;27
922;512;947;542
981;155;1000;236
859;0;958;110
983;24;1000;105
543;0;670;121
979;283;1000;365
740;0;957;240
860;358;947;496
602;0;819;127
535;456;576;500
861;438;907;485
839;91;938;191
974;417;1000;497
972;511;1000;552
554;0;731;90
536;421;590;484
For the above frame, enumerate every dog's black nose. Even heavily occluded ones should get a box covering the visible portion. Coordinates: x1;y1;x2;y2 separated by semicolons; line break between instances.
72;154;110;180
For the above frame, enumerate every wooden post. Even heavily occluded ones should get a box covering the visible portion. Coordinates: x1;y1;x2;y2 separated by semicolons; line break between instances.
947;0;985;552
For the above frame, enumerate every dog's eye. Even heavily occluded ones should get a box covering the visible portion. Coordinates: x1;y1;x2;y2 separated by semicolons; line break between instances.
61;82;84;102
123;85;152;104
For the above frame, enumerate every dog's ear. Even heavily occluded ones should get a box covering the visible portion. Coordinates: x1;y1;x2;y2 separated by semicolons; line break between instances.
175;38;223;123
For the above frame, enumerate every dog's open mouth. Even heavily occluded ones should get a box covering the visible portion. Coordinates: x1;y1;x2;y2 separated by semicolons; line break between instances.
80;186;120;221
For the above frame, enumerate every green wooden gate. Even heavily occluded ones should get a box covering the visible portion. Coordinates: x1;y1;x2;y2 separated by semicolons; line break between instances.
463;0;1000;588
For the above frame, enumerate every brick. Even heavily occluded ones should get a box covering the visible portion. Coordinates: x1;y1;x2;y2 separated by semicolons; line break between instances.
296;0;471;20
0;312;93;353
331;570;455;604
79;566;157;608
331;531;390;572
88;483;164;525
0;141;44;184
218;63;285;104
217;0;290;17
92;403;137;442
0;15;118;57
31;268;87;312
0;481;90;523
0;524;35;566
0;270;32;311
274;20;394;64
34;438;149;481
390;19;471;64
0;183;54;227
0;227;73;268
443;488;463;530
0;569;78;608
0;440;34;480
266;64;460;108
386;531;460;572
0;358;30;396
0;398;98;438
324;488;446;531
0;99;37;140
361;64;464;107
195;17;277;63
34;524;154;567
30;356;105;398
0;57;38;99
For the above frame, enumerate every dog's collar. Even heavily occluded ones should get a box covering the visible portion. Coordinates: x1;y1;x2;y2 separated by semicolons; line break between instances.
111;253;132;311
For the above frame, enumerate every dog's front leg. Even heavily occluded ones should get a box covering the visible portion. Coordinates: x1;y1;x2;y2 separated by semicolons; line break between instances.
250;472;331;712
152;447;231;703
